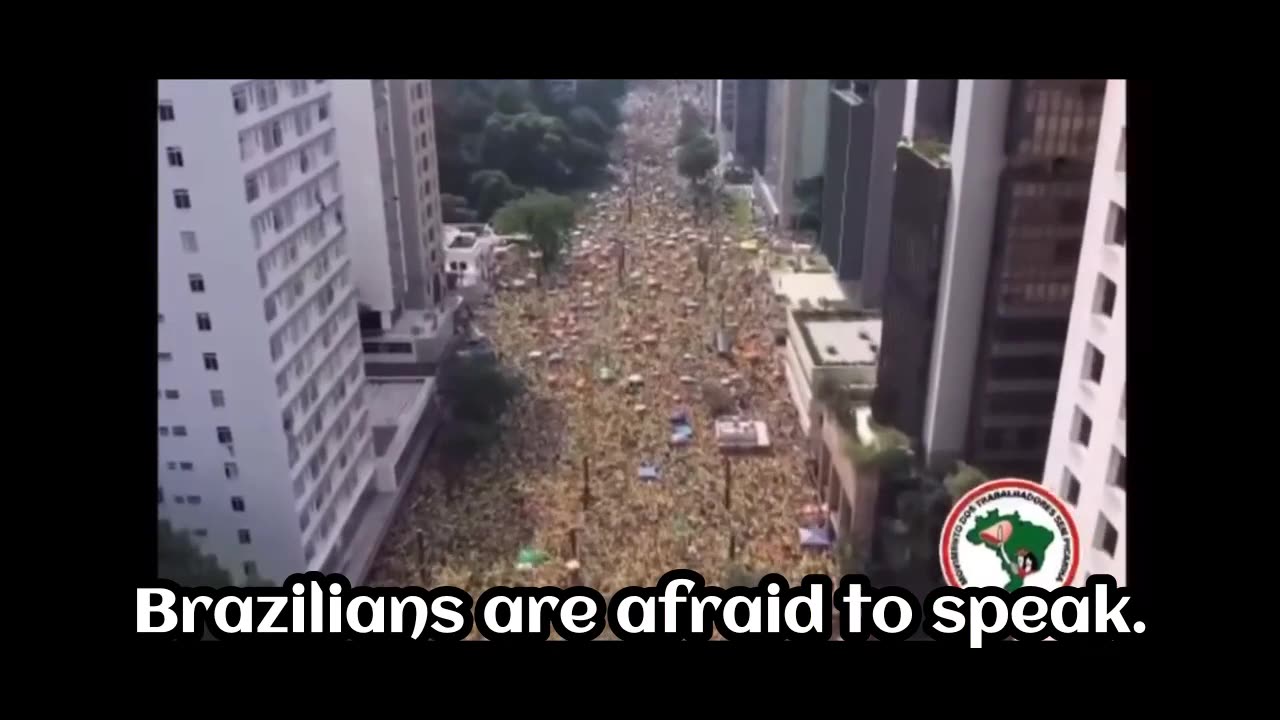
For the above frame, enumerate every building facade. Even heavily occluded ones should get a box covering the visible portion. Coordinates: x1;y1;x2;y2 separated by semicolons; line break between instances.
733;79;769;175
158;79;376;584
875;80;1106;479
1041;79;1126;585
962;79;1106;478
818;80;905;309
332;80;458;372
761;80;829;226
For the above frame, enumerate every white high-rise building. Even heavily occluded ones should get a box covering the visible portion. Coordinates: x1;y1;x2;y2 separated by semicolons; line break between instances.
158;80;376;584
1041;79;1126;585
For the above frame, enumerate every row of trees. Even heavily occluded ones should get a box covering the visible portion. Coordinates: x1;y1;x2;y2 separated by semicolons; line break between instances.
434;80;628;223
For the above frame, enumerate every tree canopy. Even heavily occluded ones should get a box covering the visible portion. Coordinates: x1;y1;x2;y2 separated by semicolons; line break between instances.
677;132;719;183
493;190;577;271
436;354;523;467
432;79;626;221
158;519;232;587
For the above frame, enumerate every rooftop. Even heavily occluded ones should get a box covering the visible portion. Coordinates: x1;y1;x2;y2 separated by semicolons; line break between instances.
771;269;849;310
449;234;478;249
800;315;881;366
367;379;432;428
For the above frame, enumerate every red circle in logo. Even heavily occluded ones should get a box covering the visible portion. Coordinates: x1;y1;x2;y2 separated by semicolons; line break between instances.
938;478;1081;588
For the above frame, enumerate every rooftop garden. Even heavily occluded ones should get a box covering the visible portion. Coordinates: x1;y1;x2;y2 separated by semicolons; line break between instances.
814;376;911;471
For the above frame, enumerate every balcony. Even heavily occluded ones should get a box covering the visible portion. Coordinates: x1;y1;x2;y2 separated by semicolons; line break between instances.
246;152;339;220
269;259;352;356
261;215;345;300
307;439;377;570
235;81;331;144
296;398;370;521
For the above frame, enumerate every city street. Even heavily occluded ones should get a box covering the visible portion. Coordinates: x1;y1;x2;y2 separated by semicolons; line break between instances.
368;82;834;633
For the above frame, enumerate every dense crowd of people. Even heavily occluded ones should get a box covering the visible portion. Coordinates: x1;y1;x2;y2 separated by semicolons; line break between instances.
369;82;835;636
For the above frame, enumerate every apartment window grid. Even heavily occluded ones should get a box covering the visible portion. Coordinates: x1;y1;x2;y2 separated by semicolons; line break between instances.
210;389;226;407
158;102;175;121
196;313;212;332
173;189;191;209
225;462;239;479
166;146;184;167
1014;81;1105;161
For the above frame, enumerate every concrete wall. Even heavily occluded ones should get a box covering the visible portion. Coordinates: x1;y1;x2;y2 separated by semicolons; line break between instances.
1041;80;1126;585
922;80;1011;469
861;80;906;309
332;80;397;314
158;80;360;583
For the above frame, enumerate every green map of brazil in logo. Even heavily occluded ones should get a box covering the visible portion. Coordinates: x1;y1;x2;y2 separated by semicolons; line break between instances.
940;479;1081;590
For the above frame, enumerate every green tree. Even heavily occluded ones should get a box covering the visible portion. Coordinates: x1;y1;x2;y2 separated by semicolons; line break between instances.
158;519;232;587
677;101;706;146
493;190;577;273
494;80;535;115
440;193;479;223
677;132;719;185
576;79;626;128
481;111;575;191
944;462;989;505
793;174;823;232
567;106;611;145
437;354;523;461
469;169;526;221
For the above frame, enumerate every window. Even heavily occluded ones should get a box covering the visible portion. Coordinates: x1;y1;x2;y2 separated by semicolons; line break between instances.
1082;343;1105;384
158;487;164;504
318;100;329;121
1094;513;1118;557
1116;127;1125;172
245;177;259;203
983;428;1004;450
232;88;248;114
420;131;427;148
244;561;258;578
166;461;178;470
264;296;277;323
989;354;1063;380
203;353;219;371
173;189;191;209
1062;470;1081;505
1093;274;1117;318
166;146;184;167
1072;407;1093;447
231;497;246;512
173;490;184;501
164;389;180;399
207;389;225;408
179;461;194;470
187;495;202;505
238;529;252;545
1108;448;1126;490
988;392;1056;415
217;426;234;444
180;231;198;254
172;426;188;437
158;102;175;121
193;528;208;537
196;313;212;332
159;313;165;323
159;427;170;437
1106;203;1126;247
1052;238;1078;265
188;273;205;293
1015;426;1046;450
225;462;239;479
